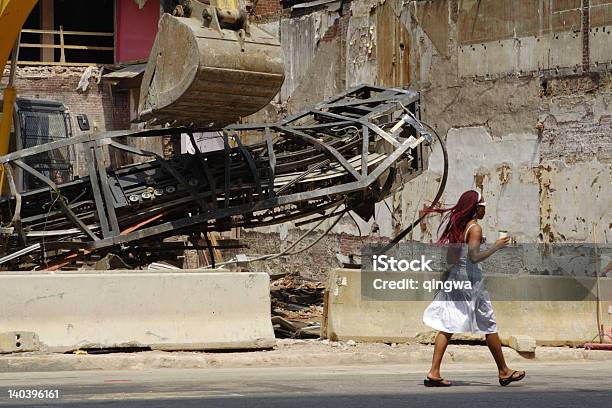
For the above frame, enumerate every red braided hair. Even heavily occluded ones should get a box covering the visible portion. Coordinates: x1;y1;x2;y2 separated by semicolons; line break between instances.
424;190;480;244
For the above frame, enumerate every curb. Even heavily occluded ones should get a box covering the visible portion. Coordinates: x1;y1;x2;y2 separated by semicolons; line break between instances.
1;342;611;373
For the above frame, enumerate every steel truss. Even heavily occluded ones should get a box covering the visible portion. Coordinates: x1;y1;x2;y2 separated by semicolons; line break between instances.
0;85;432;269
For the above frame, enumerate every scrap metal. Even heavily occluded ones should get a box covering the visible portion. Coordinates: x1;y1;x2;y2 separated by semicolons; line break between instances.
0;85;433;269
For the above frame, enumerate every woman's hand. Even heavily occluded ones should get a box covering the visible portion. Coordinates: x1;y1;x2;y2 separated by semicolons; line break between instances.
493;237;511;251
467;224;510;263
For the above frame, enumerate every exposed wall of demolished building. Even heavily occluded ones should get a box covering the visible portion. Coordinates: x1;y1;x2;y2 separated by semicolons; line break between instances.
244;0;612;278
3;1;610;277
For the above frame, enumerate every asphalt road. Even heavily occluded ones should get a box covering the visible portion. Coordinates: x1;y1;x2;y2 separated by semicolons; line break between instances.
0;361;610;407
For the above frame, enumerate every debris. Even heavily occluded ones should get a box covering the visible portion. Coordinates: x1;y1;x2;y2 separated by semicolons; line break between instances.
335;252;361;268
268;271;289;280
75;66;95;92
271;275;324;317
147;262;181;270
270;275;325;339
508;335;537;353
0;86;429;270
271;316;299;338
271;316;321;339
298;323;321;338
92;254;132;270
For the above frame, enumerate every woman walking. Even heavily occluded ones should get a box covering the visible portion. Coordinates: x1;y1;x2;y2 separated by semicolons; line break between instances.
422;190;525;387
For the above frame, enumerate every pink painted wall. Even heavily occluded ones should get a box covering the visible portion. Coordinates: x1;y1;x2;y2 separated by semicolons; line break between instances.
115;0;160;63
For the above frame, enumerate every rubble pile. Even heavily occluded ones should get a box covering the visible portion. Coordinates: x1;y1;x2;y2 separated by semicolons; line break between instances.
270;275;325;339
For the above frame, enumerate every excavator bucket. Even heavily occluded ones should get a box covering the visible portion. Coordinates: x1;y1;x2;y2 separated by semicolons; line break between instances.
138;4;284;128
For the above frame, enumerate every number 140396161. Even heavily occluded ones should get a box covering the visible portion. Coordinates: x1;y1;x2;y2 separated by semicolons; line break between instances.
8;389;59;399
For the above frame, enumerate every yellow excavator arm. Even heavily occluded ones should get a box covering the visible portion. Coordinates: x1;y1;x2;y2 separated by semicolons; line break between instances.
0;0;37;78
0;0;38;193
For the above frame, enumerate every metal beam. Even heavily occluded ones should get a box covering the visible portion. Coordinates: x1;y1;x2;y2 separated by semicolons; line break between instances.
0;85;430;267
12;160;99;241
264;127;275;198
85;143;111;238
187;132;218;209
232;131;262;196
276;125;361;181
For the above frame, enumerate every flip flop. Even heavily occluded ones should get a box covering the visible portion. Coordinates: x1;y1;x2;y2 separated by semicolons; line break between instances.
499;370;526;386
424;376;452;387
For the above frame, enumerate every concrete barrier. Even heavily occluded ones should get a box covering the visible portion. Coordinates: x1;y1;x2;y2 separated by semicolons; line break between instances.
325;268;612;345
0;271;275;352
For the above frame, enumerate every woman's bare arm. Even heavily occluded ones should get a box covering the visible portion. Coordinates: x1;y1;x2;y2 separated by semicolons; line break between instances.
602;260;612;276
467;224;509;263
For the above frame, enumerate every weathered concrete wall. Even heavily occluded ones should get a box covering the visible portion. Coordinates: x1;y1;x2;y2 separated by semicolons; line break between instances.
280;10;341;104
241;0;611;280
412;126;542;242
453;0;612;77
345;1;378;87
404;1;610;248
540;74;612;163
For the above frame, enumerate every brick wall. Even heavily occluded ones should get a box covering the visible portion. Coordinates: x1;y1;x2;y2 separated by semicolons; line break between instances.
1;65;130;175
582;0;590;71
1;66;129;133
540;73;612;163
321;19;340;42
237;230;389;280
253;0;281;17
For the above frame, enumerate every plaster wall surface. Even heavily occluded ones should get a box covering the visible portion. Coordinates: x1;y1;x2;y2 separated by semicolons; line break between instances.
233;1;611;279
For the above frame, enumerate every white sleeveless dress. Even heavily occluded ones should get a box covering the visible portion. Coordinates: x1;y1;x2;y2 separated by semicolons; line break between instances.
422;224;498;334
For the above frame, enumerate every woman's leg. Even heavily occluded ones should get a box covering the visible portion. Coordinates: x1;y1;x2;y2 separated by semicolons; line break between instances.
485;333;524;378
428;331;452;379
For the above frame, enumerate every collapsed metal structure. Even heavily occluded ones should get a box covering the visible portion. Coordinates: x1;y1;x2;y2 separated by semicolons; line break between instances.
0;86;433;269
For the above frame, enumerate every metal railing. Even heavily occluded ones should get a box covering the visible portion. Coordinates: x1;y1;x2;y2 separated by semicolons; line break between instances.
17;26;113;65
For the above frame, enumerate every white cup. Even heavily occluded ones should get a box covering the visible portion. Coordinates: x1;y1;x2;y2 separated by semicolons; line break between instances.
498;230;509;240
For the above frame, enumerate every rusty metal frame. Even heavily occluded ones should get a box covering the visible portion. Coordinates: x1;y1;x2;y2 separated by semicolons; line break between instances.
0;85;431;267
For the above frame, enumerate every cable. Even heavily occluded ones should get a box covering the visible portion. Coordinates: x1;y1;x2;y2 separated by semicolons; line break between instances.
409;148;431;241
378;118;449;254
206;201;345;268
40;190;61;269
283;208;346;256
383;197;400;225
346;210;362;237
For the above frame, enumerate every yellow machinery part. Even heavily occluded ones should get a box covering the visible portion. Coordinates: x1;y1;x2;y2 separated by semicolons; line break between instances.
0;0;38;99
214;0;239;9
0;0;38;193
0;86;16;157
